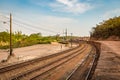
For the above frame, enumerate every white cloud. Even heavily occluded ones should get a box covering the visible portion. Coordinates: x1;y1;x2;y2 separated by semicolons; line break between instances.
56;0;77;7
30;0;93;14
11;13;79;35
103;9;120;19
40;15;76;24
50;0;92;14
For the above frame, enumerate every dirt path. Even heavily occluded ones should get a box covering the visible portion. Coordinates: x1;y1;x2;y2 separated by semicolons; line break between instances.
100;41;120;55
0;44;74;64
92;41;120;80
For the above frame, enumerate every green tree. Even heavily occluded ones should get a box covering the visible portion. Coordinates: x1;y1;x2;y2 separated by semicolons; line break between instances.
90;16;120;40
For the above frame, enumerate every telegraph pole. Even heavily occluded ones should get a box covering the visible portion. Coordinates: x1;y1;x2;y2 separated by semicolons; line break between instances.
65;29;68;47
71;33;73;48
10;13;12;55
65;29;67;41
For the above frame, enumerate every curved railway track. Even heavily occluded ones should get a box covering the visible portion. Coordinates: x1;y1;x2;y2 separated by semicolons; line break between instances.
0;42;99;80
30;44;89;80
66;42;100;80
0;46;79;73
0;44;86;79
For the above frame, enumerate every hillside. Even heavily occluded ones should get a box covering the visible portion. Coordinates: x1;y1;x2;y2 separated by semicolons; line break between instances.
90;16;120;40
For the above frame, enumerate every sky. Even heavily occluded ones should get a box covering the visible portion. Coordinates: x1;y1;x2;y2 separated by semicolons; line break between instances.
0;0;120;36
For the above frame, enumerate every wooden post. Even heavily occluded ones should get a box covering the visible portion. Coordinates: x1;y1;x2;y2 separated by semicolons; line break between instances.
10;13;12;55
71;33;73;48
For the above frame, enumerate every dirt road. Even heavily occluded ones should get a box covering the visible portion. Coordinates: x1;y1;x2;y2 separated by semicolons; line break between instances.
0;44;72;63
92;41;120;80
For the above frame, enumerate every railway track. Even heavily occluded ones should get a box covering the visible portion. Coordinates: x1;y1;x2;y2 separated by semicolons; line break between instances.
0;43;87;80
66;42;100;80
0;45;79;73
30;44;89;80
0;42;98;80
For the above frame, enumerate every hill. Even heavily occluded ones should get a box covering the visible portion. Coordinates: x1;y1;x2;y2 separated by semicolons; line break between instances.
90;16;120;40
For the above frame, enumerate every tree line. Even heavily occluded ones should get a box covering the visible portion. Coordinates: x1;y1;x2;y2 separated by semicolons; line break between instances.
90;16;120;40
0;31;61;49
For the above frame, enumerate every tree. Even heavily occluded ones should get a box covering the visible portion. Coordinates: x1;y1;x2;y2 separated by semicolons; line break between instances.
90;16;120;40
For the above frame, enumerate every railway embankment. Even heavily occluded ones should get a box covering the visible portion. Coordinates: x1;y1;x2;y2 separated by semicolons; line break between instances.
92;41;120;80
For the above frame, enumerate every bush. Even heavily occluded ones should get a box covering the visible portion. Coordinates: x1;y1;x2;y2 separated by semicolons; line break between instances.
0;32;61;49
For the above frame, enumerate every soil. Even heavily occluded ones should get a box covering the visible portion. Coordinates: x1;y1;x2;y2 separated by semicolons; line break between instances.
40;44;92;80
92;41;120;80
0;43;75;64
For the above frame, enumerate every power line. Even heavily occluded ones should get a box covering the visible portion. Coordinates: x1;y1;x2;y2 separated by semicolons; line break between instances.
0;14;59;34
0;14;9;19
13;22;42;33
0;24;8;31
0;14;70;36
13;19;58;34
0;15;29;32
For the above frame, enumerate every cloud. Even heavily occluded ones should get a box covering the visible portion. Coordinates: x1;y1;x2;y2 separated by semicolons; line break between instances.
12;13;79;35
30;0;49;7
30;0;93;14
50;0;92;14
35;15;78;31
103;9;120;19
40;15;76;24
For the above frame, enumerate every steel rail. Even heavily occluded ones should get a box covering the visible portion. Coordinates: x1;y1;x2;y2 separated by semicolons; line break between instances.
30;45;88;80
66;42;100;80
11;45;87;80
85;43;100;80
0;46;79;73
66;46;94;80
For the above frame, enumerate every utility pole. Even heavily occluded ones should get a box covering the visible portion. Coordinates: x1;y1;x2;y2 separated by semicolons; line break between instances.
63;30;65;41
71;33;73;48
65;29;68;47
65;29;67;41
10;13;12;55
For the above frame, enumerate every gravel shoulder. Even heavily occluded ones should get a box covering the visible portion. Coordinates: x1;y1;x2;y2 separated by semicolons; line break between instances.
92;41;120;80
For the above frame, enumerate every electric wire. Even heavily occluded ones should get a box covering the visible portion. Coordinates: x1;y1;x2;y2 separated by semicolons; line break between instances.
0;14;59;34
0;14;71;36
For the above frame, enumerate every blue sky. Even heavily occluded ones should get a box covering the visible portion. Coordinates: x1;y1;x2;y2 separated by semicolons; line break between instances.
0;0;120;36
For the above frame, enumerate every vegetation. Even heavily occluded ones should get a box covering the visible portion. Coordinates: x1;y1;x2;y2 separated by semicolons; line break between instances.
0;31;61;49
90;16;120;40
